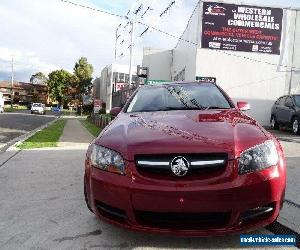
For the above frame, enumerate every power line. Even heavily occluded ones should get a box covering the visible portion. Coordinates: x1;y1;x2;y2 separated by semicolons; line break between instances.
160;1;175;17
59;0;126;19
59;0;300;71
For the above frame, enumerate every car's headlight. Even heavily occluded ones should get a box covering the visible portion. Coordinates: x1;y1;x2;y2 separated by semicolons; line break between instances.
91;144;125;175
238;140;278;175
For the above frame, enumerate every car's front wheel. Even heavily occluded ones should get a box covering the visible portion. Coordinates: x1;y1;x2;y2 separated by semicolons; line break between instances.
271;115;279;130
292;117;300;135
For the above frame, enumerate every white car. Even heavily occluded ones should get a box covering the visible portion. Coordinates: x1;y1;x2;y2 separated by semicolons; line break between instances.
31;103;46;115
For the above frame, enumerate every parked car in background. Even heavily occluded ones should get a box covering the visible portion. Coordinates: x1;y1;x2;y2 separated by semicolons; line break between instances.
84;82;286;236
51;105;61;112
271;95;300;135
31;103;46;115
27;102;33;110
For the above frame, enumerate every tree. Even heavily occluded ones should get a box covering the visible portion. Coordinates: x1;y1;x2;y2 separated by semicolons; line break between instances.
47;69;72;105
30;72;48;85
73;57;94;115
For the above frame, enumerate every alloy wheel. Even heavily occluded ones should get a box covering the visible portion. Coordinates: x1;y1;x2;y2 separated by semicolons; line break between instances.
293;119;299;134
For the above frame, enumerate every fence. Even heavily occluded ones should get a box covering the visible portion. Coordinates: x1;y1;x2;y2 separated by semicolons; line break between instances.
112;84;138;108
90;114;112;129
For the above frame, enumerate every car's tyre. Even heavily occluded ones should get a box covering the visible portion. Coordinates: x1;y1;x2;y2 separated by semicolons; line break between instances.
84;180;94;213
271;115;279;130
292;117;300;135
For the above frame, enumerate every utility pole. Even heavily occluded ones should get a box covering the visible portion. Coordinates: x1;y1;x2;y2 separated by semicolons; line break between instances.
11;57;14;108
129;21;135;85
288;11;298;95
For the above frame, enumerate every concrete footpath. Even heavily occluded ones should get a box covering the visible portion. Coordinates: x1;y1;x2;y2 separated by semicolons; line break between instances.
58;119;94;149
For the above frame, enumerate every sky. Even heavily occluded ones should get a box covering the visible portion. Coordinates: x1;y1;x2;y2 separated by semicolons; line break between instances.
0;0;300;82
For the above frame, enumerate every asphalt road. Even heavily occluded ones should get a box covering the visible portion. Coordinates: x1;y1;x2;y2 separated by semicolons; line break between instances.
0;111;57;148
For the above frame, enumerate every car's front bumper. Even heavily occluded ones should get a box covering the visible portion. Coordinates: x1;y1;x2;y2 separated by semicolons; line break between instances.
31;109;44;114
85;159;285;236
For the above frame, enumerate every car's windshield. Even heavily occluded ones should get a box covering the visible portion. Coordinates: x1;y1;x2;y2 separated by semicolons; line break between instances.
294;95;300;107
126;83;232;113
33;103;42;107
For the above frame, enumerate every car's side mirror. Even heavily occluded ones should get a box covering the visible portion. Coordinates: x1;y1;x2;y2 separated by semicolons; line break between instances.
110;107;122;117
237;101;251;111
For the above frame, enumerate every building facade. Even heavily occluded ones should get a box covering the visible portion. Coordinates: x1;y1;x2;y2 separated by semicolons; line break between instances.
142;0;300;126
93;64;137;112
0;81;48;105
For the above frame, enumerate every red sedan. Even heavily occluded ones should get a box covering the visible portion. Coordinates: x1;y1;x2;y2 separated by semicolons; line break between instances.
84;82;286;236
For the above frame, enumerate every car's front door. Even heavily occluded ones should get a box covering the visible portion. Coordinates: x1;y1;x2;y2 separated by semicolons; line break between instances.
282;97;295;125
275;96;286;124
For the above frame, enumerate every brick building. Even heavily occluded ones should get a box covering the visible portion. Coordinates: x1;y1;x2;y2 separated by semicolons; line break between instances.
0;81;48;105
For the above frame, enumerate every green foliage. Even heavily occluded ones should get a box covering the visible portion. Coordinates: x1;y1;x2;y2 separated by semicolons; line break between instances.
47;69;72;104
73;57;94;96
30;72;48;85
17;119;67;149
80;118;101;137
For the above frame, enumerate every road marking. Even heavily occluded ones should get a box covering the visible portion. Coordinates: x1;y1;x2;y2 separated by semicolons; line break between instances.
0;150;21;168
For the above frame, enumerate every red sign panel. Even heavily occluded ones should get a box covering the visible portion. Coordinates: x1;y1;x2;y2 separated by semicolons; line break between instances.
201;2;283;54
116;82;128;92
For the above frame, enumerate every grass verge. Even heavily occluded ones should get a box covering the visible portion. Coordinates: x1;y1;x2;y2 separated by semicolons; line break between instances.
80;119;101;137
17;119;67;149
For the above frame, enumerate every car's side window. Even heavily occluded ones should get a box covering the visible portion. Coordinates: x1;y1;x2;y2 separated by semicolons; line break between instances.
275;96;285;105
279;97;286;105
275;97;282;105
285;97;294;107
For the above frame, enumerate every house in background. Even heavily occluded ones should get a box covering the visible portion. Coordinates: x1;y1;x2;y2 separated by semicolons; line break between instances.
0;81;49;105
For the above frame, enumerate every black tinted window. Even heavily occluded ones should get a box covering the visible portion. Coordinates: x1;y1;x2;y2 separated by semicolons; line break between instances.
275;96;285;105
294;95;300;107
126;83;232;113
285;97;293;107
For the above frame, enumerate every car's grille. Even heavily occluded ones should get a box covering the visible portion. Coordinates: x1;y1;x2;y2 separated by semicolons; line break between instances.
135;210;231;230
135;153;228;178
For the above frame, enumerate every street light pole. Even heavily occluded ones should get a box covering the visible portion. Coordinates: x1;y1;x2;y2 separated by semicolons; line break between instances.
11;57;14;108
129;21;135;85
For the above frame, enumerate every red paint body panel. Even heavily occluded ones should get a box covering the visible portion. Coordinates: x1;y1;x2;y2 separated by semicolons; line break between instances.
84;83;286;236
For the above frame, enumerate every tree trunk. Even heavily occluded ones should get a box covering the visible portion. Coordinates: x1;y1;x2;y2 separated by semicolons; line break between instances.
81;94;83;116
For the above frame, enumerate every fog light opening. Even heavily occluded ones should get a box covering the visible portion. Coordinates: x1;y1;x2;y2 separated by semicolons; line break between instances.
241;205;274;222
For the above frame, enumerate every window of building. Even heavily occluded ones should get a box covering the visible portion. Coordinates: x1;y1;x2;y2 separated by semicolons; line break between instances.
118;73;125;82
125;74;129;83
174;68;186;81
113;72;118;83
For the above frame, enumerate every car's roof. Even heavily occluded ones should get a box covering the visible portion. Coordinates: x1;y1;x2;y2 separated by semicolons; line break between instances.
141;81;216;88
277;94;300;99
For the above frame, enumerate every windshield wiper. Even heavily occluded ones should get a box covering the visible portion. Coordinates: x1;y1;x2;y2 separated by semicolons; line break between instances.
155;106;205;111
205;106;230;110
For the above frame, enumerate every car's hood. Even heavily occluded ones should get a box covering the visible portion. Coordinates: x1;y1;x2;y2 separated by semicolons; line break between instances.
95;110;271;161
